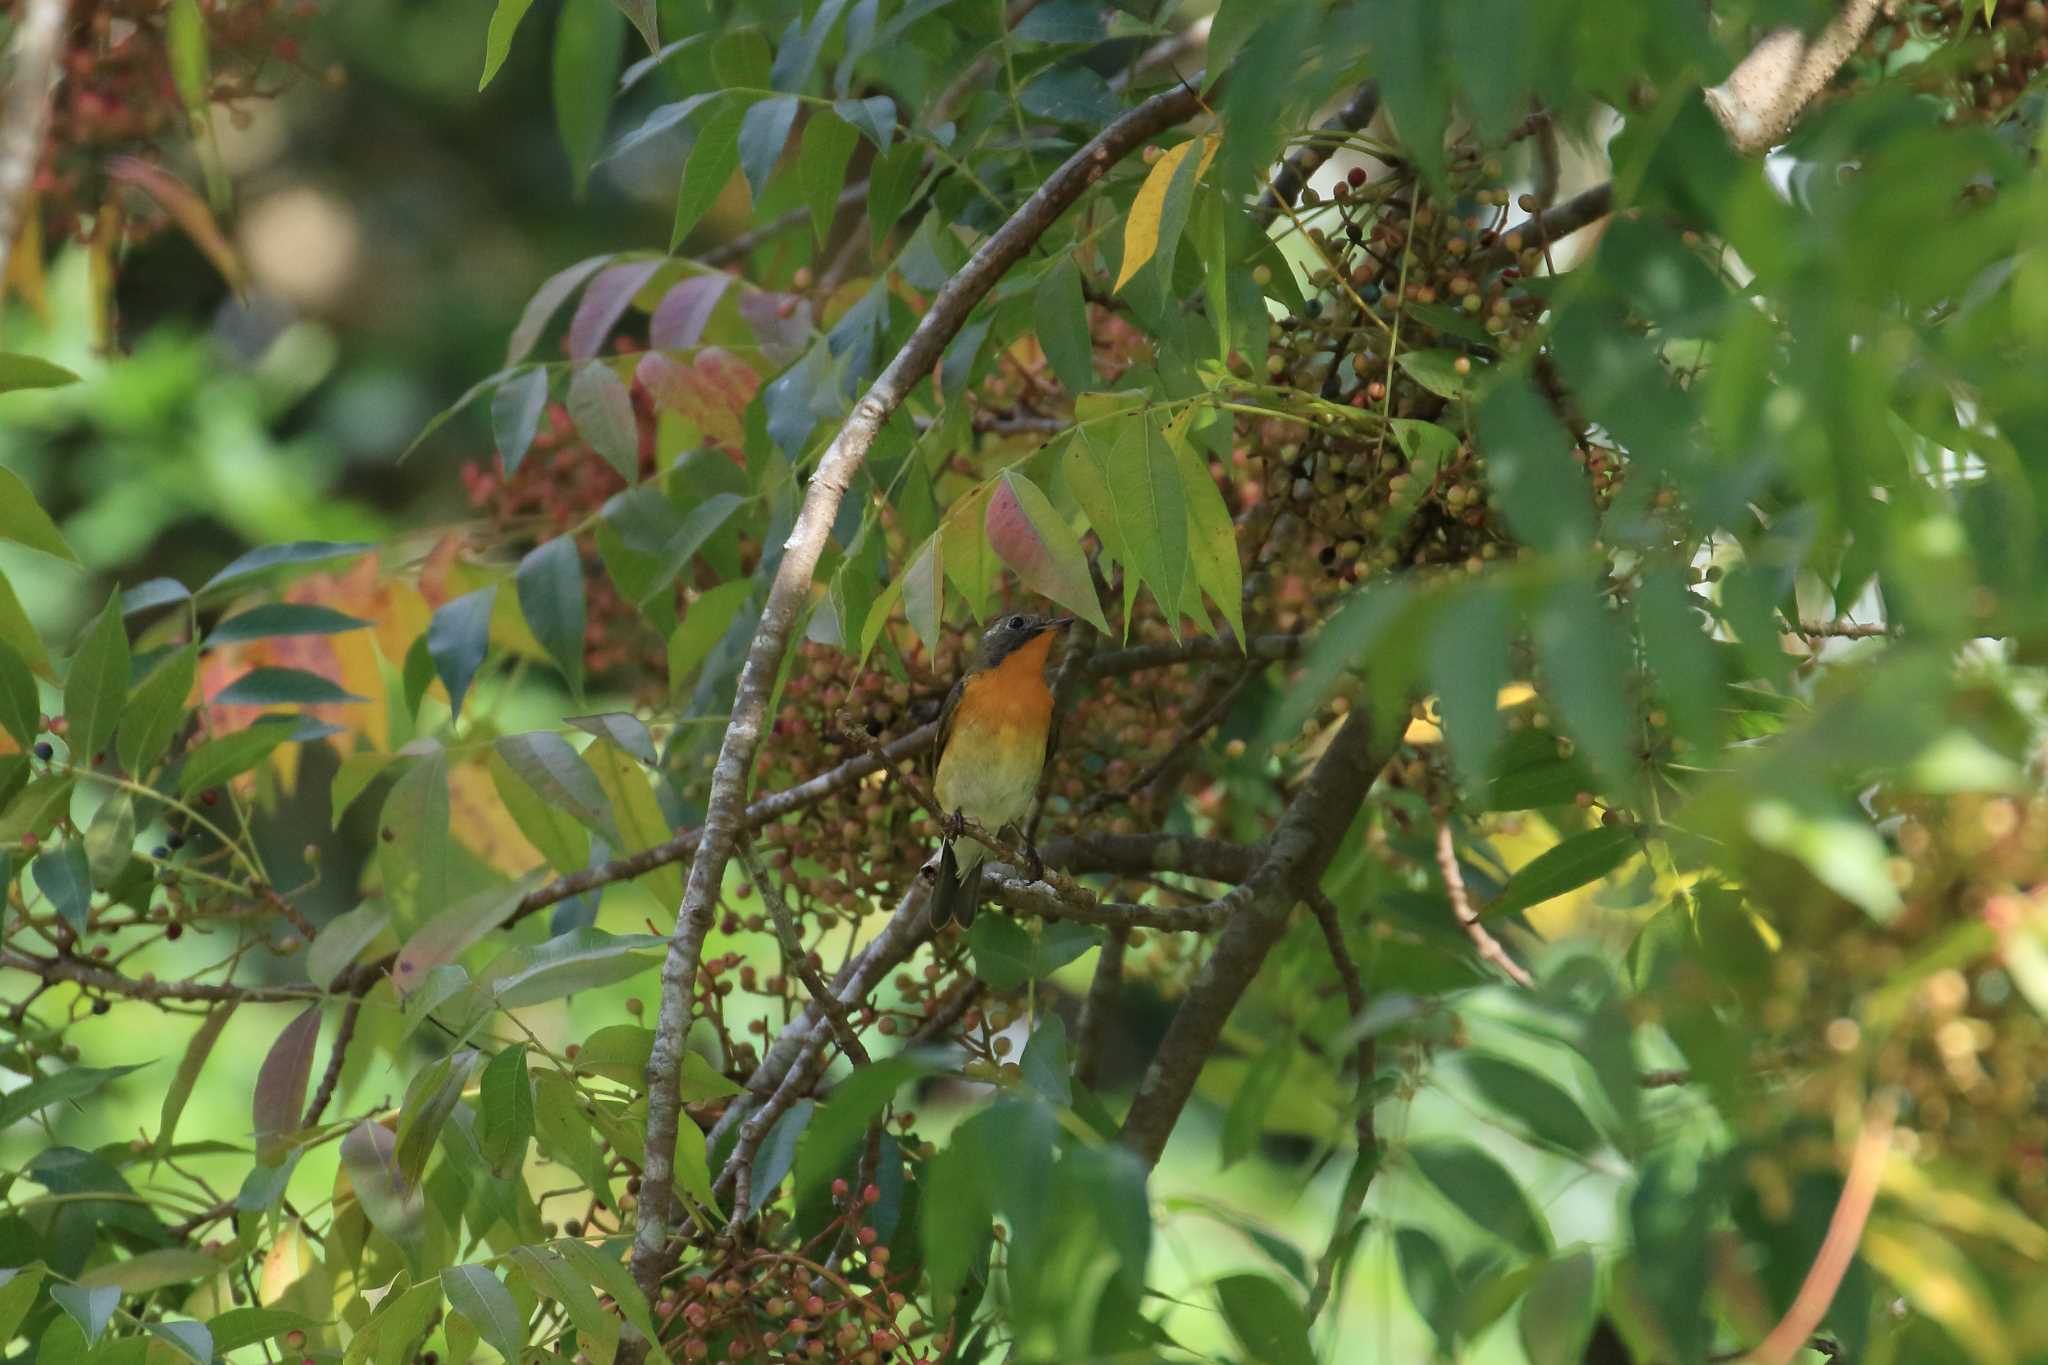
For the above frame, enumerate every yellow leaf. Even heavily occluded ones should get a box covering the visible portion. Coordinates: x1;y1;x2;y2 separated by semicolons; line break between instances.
1115;136;1217;293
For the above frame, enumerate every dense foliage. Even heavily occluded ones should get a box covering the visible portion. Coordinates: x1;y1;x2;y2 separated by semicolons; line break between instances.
7;0;2048;1362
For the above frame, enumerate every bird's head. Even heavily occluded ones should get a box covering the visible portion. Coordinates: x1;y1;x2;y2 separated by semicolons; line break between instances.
971;612;1074;671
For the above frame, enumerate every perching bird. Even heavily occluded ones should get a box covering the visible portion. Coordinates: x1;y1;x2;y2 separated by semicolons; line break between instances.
923;612;1074;928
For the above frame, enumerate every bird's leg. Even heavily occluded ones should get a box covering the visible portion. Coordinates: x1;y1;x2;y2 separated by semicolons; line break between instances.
943;807;966;842
1003;823;1046;883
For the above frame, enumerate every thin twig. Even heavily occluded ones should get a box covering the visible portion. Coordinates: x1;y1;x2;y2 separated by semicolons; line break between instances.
1747;1095;1895;1365
1256;82;1381;224
1304;889;1374;1324
738;842;868;1067
1435;816;1534;989
302;996;362;1128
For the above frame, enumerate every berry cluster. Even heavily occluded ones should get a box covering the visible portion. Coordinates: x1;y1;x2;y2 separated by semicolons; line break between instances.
1856;0;2048;120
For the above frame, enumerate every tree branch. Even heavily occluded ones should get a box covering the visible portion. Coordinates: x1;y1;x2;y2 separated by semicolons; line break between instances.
1257;82;1381;224
633;61;1215;1268
1304;888;1373;1324
1118;714;1392;1168
1072;927;1127;1091
1704;0;1883;155
0;0;66;285
1435;817;1533;988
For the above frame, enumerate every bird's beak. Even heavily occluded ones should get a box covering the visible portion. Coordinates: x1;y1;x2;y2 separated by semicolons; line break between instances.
1046;616;1076;632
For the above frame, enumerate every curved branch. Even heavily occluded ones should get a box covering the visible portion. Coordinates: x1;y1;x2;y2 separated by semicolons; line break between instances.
1117;714;1392;1168
631;66;1211;1274
1256;82;1381;225
1704;0;1883;155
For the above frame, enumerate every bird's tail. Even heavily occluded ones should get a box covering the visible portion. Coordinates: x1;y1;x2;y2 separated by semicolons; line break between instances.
924;839;983;929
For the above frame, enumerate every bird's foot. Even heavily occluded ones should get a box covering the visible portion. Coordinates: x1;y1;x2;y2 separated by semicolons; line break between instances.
1024;841;1046;884
942;808;966;841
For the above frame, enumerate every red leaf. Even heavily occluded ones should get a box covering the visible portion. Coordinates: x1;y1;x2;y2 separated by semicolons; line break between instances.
637;346;760;450
252;1005;321;1164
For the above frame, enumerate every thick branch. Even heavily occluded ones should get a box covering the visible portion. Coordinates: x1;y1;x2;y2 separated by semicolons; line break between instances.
1257;83;1381;225
1704;0;1883;155
1072;927;1127;1091
1117;714;1391;1168
632;69;1208;1280
0;0;66;284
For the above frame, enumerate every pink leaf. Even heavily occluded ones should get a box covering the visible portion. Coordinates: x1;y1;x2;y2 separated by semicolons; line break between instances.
983;472;1109;631
649;273;733;350
251;1005;321;1164
566;259;664;361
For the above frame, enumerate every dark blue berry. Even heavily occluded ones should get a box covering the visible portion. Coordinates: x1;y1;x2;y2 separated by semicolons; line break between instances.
32;741;52;761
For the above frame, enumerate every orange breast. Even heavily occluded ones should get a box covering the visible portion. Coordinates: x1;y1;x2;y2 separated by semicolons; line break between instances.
934;630;1056;825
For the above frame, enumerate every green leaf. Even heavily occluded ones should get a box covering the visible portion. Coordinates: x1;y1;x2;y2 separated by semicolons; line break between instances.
680;1052;741;1100
212;666;366;707
489;368;548;474
1520;1250;1598;1365
253;1006;322;1164
584;738;684;906
983;471;1109;631
478;0;537;88
1220;1038;1294;1168
158;1003;234;1157
308;904;390;991
0;1266;44;1344
206;1307;322;1354
395;1048;482;1187
0;568;49;667
513;1246;620;1364
82;792;134;882
796;1053;940;1205
377;748;452;929
117;645;196;776
32;841;92;934
392;875;537;989
574;1023;655;1086
672;95;746;248
0;467;78;563
0;351;81;392
1534;584;1635;786
568;361;639;482
1474;375;1592;553
427;587;496;722
0;1061;148;1131
507;257;611;366
967;916;1100;991
516;537;587;700
1067;413;1187;632
1486;825;1635;920
1396;348;1474;399
1033;257;1093;397
737;94;798;202
479;1044;536;1177
198;540;369;598
207;603;371;646
51;1282;118;1343
495;732;620;845
640;492;747;607
797;111;858;246
553;0;626;196
866;141;924;251
532;1069;613;1207
1448;1053;1603;1154
0;638;40;751
339;1119;425;1248
165;0;209;115
834;95;895;151
556;1237;657;1343
1214;1273;1317;1365
445;1264;525;1361
78;1247;220;1294
902;533;944;654
487;748;589;875
1396;1225;1461;1351
749;1099;813;1201
177;716;296;796
64;593;130;764
1167;410;1246;642
667;580;751;691
570;711;656;765
484;928;665;1008
1409;1140;1551;1256
607;0;658;53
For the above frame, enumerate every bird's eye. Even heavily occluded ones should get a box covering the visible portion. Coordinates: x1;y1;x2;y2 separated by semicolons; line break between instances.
1008;615;1026;630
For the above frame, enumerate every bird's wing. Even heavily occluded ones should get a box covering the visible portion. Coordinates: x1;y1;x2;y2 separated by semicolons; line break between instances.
929;672;967;785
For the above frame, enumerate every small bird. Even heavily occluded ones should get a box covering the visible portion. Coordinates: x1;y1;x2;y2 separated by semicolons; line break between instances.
923;612;1074;928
